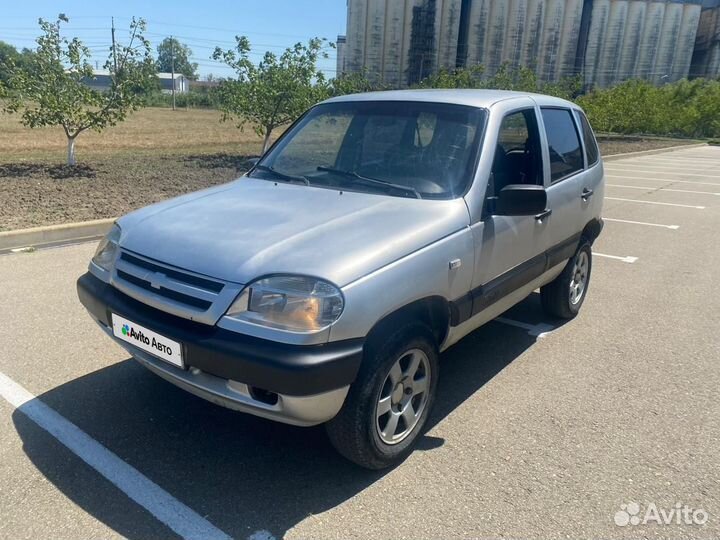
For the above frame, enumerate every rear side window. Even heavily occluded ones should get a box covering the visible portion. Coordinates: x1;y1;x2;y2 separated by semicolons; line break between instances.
577;111;599;166
541;108;583;182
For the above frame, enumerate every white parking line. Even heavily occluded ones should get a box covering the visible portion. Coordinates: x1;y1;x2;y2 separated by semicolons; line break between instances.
594;253;639;264
632;154;720;160
606;184;720;195
606;197;705;209
606;175;720;187
607;158;719;166
0;371;233;540
630;156;720;163
603;218;679;230
606;164;720;174
605;168;720;179
494;317;554;338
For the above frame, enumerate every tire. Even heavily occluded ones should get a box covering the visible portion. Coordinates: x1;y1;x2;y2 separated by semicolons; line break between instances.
541;240;592;319
325;323;439;469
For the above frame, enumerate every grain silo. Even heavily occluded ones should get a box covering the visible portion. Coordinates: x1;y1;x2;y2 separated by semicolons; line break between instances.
580;0;703;87
674;1;704;79
345;0;367;75
690;0;720;77
435;0;464;70
342;0;709;87
381;0;411;86
336;35;347;75
459;0;584;79
344;0;457;85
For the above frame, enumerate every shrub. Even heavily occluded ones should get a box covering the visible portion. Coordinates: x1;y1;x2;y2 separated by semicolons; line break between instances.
577;78;720;138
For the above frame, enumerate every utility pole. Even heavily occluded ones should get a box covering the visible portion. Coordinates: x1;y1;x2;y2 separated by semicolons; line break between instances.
111;17;118;73
170;36;176;111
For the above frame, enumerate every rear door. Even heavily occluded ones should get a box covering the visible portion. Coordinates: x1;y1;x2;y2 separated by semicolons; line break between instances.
539;107;590;268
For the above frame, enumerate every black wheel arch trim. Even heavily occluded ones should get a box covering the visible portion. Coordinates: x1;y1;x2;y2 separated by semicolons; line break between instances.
582;217;604;244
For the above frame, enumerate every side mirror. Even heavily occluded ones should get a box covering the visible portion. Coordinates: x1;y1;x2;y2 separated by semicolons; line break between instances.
246;156;261;168
495;184;547;216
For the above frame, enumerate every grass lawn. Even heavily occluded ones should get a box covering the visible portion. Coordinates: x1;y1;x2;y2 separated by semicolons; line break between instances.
0;107;703;231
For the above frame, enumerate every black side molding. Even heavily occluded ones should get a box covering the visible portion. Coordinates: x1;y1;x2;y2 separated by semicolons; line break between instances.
449;232;581;326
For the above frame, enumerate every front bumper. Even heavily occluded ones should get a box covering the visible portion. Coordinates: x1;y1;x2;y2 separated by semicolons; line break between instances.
77;272;364;426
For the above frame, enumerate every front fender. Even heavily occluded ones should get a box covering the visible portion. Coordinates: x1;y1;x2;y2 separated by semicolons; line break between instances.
329;228;475;342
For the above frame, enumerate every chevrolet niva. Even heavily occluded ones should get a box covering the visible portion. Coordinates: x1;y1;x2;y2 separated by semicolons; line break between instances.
78;90;604;469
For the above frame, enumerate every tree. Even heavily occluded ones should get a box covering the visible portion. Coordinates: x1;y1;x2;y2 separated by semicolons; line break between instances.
0;15;155;165
156;37;198;79
0;41;35;84
212;37;329;152
328;70;384;96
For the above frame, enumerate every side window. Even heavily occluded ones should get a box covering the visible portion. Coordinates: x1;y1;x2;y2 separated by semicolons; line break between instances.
540;108;584;182
577;111;599;166
497;112;529;153
489;109;543;197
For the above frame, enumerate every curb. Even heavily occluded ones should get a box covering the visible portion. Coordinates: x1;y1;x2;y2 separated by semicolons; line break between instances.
603;142;707;161
0;218;116;252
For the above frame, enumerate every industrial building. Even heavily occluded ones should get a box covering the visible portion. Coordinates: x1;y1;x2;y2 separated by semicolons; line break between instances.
340;0;719;88
581;0;702;87
690;0;720;77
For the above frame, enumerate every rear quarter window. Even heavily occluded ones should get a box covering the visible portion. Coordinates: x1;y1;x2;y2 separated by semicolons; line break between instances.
577;111;600;166
541;108;584;182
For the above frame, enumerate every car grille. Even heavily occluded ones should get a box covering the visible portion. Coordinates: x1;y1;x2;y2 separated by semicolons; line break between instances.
111;249;243;325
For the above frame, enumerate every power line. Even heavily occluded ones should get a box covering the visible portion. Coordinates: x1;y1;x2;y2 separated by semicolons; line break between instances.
112;15;330;40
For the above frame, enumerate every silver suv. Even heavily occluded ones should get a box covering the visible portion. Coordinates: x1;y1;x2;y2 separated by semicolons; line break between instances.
78;90;604;469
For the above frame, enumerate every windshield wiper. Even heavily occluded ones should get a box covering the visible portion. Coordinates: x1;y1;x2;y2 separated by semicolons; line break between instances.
317;166;421;199
254;164;309;185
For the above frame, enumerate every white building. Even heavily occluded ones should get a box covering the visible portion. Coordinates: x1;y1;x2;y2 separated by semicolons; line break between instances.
81;70;190;93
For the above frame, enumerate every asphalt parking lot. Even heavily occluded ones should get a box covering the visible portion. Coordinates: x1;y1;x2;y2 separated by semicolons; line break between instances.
1;145;719;540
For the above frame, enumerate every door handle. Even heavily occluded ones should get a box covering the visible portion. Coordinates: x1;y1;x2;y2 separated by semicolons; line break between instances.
581;188;594;201
535;209;552;221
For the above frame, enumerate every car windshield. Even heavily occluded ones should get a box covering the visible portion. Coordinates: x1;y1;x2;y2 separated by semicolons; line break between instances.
251;100;486;199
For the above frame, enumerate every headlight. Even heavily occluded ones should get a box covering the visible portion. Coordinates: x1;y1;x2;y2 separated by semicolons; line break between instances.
225;275;344;332
92;224;121;271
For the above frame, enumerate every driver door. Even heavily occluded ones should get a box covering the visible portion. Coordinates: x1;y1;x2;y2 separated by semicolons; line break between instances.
470;107;549;311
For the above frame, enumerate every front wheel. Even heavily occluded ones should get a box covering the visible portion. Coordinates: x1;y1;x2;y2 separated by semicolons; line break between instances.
325;324;439;469
541;240;592;319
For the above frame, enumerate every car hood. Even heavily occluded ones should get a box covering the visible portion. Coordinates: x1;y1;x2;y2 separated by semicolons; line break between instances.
117;177;470;287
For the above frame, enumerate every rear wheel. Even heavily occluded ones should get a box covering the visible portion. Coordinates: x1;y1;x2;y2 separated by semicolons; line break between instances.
541;241;592;319
325;324;439;469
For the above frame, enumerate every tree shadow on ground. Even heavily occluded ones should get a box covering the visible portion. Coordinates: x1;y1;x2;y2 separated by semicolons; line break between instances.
13;295;553;539
0;163;96;180
181;153;258;173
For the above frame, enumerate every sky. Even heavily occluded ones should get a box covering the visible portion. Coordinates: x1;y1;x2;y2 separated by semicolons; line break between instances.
0;0;348;79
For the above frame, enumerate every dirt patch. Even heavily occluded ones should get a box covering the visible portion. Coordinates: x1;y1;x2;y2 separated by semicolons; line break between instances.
0;151;253;231
597;136;699;156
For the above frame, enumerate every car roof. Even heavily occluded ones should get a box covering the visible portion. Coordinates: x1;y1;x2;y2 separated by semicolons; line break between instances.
321;89;579;110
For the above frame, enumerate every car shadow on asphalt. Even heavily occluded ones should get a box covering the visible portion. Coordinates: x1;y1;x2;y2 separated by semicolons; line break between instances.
12;294;558;539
